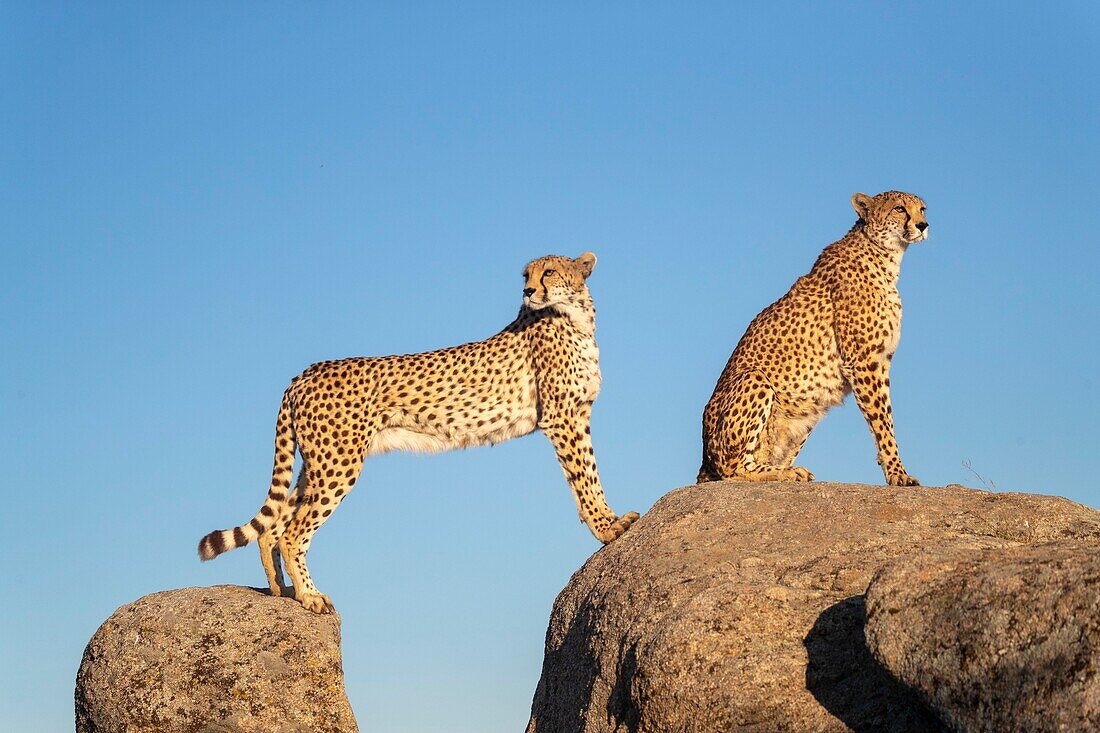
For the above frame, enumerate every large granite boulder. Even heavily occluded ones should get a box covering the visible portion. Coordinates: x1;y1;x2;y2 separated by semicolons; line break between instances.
75;585;357;733
526;482;1100;732
865;539;1100;733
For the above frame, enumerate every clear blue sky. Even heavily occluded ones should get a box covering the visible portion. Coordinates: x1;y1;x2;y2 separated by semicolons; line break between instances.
4;3;1098;731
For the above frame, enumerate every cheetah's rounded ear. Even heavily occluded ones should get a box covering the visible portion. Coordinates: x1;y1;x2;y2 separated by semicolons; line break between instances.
575;251;597;279
851;192;873;219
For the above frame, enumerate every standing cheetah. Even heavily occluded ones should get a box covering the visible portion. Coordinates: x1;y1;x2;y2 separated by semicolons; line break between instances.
199;252;638;613
698;191;929;486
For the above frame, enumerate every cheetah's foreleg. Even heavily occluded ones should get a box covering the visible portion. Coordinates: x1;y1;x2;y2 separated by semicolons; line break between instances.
540;404;638;544
844;357;919;486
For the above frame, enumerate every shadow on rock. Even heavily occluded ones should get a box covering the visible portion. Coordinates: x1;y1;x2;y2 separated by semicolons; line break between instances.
527;601;603;733
605;641;641;733
804;596;945;733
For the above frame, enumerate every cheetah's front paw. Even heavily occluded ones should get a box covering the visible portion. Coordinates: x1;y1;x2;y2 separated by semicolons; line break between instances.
298;592;336;614
887;472;920;487
598;512;640;544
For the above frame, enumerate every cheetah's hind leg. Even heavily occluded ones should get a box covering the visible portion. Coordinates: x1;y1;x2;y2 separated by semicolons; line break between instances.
258;468;306;596
279;431;373;614
704;371;815;483
258;532;285;596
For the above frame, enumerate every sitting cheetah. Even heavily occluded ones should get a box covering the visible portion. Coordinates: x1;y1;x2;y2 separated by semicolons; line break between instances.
698;191;929;486
199;252;639;614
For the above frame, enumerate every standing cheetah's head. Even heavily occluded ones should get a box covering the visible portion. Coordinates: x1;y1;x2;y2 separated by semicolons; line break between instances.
852;191;928;248
522;252;597;312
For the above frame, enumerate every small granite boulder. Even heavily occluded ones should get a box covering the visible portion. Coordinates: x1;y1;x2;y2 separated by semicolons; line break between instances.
865;539;1100;733
75;585;358;733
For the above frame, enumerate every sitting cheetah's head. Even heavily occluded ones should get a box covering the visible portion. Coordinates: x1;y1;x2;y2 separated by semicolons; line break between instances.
522;252;597;312
852;191;928;248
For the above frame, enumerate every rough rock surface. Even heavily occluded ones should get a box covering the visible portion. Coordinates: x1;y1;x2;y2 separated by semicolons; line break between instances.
866;539;1100;733
76;585;357;733
526;482;1100;733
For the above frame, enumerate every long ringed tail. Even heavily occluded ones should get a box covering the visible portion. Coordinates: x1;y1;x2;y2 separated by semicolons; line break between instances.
198;387;297;561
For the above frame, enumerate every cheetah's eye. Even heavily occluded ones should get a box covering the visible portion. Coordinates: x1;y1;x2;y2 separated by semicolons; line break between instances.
920;207;926;213
543;269;556;277
893;206;905;213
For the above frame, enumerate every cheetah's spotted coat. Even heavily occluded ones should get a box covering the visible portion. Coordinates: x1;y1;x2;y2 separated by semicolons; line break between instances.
199;252;638;613
699;191;929;486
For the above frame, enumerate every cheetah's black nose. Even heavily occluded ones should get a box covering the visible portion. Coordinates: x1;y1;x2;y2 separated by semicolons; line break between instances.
523;288;536;296
916;221;928;231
